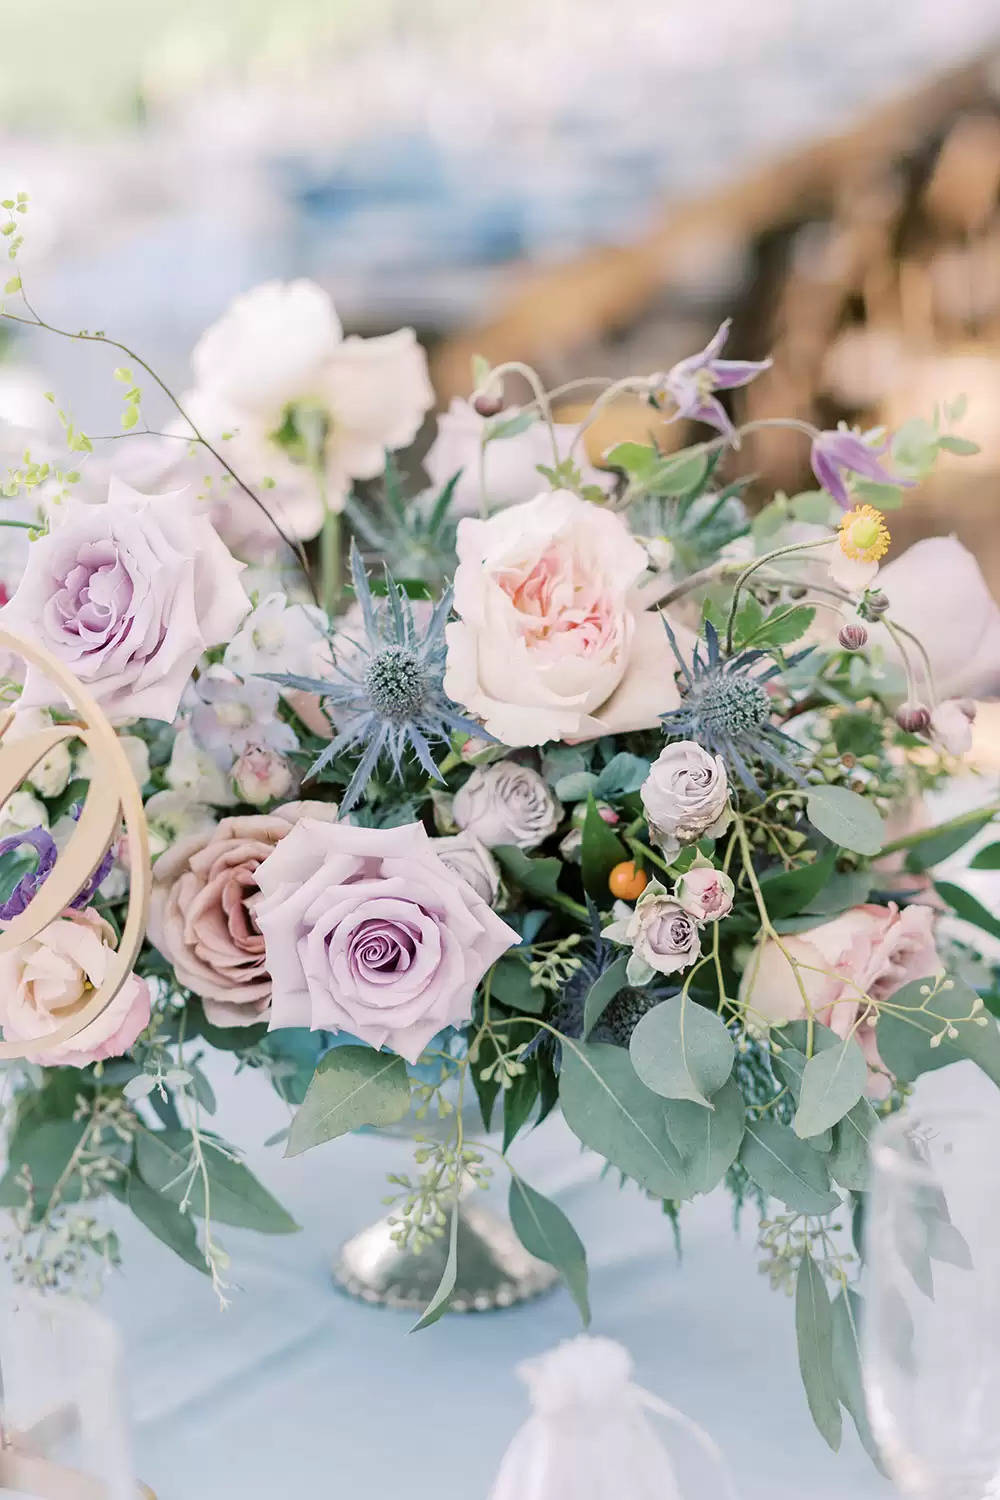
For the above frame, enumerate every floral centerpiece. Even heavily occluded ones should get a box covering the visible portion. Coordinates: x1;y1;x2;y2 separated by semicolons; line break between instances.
1;195;999;1457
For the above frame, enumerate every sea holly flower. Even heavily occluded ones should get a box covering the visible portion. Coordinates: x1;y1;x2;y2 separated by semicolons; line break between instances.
267;542;484;814
654;319;772;438
830;504;891;591
810;426;912;510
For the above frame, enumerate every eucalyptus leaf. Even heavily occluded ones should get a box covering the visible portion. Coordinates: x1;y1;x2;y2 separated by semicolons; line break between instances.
135;1131;298;1234
903;813;994;872
877;974;1000;1086
796;1252;842;1450
410;1201;459;1331
630;994;735;1107
828;1098;879;1191
802;870;873;916
0;1119;88;1209
127;1173;207;1275
509;1177;590;1325
759;851;835;919
494;846;563;902
739;1118;841;1214
594;753;650;799
554;771;599;803
663;1077;745;1194
934;881;1000;943
806;785;885;856
582;953;629;1039
794;1038;868;1139
559;1042;689;1199
831;1288;882;1465
286;1047;410;1157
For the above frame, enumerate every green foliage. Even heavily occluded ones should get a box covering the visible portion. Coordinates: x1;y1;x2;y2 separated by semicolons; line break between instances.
580;796;628;898
877;974;1000;1085
738;1119;840;1214
796;1252;842;1450
286;1047;411;1157
135;1131;298;1234
582;953;629;1038
559;1042;689;1198
806;784;885;856
629;994;735;1108
509;1176;590;1324
793;1039;868;1139
410;1203;459;1332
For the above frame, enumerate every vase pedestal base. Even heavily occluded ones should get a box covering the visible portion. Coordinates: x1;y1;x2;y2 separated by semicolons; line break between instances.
332;1201;559;1312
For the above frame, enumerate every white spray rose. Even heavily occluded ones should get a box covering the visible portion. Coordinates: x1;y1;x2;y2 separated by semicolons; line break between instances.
674;865;735;923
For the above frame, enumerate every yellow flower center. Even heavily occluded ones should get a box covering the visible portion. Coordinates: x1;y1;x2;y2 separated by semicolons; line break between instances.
838;504;890;563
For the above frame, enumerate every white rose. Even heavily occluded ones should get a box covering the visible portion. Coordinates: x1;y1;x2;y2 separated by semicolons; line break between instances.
444;490;691;746
4;708;72;797
432;832;501;904
185;280;434;526
641;741;732;859
452;762;561;850
424;399;612;517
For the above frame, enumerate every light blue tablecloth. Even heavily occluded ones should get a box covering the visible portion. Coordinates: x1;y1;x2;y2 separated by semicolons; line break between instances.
103;1054;897;1500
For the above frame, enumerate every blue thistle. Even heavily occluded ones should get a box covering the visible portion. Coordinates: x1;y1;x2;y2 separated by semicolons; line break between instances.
268;541;485;815
659;616;809;791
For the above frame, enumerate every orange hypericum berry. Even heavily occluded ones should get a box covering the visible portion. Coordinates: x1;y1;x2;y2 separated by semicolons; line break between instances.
608;861;649;901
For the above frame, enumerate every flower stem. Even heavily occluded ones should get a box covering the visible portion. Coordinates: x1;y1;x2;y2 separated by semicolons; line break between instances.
321;506;341;618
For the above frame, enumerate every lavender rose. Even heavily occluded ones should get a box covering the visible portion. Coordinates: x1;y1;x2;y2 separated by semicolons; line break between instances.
603;879;701;985
452;762;561;850
640;741;731;859
432;832;501;905
1;480;250;723
254;820;518;1063
149;802;338;1027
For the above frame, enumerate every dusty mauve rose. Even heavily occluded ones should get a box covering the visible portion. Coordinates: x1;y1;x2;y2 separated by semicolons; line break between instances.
1;480;250;723
740;902;941;1098
0;907;150;1068
452;762;561;850
675;865;735;923
603;880;701;984
432;832;501;904
444;490;692;746
149;802;338;1027
254;820;518;1063
641;741;732;859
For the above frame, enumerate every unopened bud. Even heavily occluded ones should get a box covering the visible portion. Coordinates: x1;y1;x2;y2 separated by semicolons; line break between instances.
861;590;890;620
895;704;931;735
473;391;504;418
232;745;296;806
838;622;868;651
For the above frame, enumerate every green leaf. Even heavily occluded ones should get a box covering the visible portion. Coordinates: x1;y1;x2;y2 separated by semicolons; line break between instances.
410;1201;458;1331
937;434;980;456
831;1288;883;1466
832;712;884;757
794;1038;868;1139
485;411;536;442
743;605;815;649
806;785;885;856
827;1098;879;1191
0;1119;88;1208
604;441;658;477
904;813;995;872
502;1064;540;1151
802;870;872;916
490;954;545;1014
135;1131;298;1233
509;1176;590;1325
554;770;599;802
795;1253;842;1451
582;953;629;1038
559;1042;689;1198
594;752;650;799
759;850;835;919
494;845;563;902
970;841;1000;870
580;796;628;898
629;994;735;1107
286;1046;411;1156
644;446;710;497
662;1077;745;1194
934;881;1000;943
127;1172;207;1274
877;974;1000;1085
739;1118;841;1213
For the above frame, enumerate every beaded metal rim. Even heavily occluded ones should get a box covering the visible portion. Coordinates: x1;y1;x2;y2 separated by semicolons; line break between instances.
0;627;151;1061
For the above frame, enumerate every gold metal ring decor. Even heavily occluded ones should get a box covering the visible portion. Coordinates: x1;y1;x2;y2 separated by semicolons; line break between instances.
0;627;151;1063
0;629;152;1500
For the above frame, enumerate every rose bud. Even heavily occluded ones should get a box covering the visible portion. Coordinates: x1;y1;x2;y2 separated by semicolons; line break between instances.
895;703;931;735
838;622;868;652
232;745;296;806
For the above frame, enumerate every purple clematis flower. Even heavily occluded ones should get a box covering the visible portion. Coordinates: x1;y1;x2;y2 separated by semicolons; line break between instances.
0;815;114;921
657;319;772;438
810;428;913;510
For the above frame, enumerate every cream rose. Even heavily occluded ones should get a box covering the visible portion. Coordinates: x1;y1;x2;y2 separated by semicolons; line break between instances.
149;801;338;1027
0;908;150;1068
443;490;689;746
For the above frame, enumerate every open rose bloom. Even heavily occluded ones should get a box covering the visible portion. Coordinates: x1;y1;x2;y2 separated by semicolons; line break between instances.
2;273;1000;1446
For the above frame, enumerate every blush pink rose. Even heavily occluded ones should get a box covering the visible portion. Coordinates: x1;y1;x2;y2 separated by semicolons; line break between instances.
740;902;941;1098
0;908;150;1068
1;479;250;723
148;802;338;1028
254;819;519;1063
443;490;693;746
